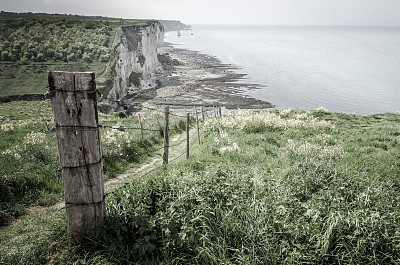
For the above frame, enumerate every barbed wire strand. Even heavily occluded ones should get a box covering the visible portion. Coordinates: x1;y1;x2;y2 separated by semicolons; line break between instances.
55;113;213;212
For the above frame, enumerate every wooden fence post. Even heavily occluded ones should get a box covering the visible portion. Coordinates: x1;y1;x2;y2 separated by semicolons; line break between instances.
48;71;105;238
201;107;205;122
218;106;222;117
214;106;217;118
138;113;144;140
196;107;200;145
163;106;169;164
186;113;190;159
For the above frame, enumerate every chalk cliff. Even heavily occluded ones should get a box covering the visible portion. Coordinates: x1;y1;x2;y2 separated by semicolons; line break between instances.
106;21;164;111
159;20;191;32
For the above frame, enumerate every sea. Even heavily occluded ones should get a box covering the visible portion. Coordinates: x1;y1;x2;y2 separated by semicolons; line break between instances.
165;25;400;115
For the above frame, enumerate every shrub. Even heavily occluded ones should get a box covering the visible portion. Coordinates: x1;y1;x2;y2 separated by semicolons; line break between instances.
67;53;77;62
100;54;110;62
82;53;92;63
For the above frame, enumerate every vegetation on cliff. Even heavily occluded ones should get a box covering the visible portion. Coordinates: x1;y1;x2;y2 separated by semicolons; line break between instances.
0;14;153;96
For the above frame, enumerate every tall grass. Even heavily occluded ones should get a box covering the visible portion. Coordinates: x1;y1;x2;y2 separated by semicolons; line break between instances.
0;101;185;226
56;108;400;264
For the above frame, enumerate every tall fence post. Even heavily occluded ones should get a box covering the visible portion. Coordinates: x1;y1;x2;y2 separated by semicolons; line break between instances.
138;113;144;140
196;107;200;145
48;71;105;238
201;107;205;122
163;106;169;164
214;106;217;118
218;106;222;117
186;113;190;159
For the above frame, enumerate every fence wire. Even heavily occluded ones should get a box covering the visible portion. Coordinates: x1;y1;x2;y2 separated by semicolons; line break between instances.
5;94;219;212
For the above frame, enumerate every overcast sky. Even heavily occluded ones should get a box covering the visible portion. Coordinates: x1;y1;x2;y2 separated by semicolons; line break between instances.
2;0;400;26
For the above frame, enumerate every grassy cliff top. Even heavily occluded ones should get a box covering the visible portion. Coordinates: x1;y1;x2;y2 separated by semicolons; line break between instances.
0;12;154;25
1;106;399;264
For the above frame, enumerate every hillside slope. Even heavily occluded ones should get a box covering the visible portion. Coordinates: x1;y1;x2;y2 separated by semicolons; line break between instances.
2;108;399;264
0;15;168;110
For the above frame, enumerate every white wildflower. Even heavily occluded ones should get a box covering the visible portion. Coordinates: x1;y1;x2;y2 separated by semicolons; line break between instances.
205;109;334;132
309;107;329;113
220;142;240;153
279;109;293;115
24;132;46;145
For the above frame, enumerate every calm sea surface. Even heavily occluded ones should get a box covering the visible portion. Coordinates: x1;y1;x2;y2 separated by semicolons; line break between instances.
165;25;400;115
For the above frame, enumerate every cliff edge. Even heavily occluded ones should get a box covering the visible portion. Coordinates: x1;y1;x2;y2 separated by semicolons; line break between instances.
159;20;191;32
106;21;164;111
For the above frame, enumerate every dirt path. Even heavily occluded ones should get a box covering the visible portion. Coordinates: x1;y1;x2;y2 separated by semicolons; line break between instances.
24;128;188;215
105;156;161;186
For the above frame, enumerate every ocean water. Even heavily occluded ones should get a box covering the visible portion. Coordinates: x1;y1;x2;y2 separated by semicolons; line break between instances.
165;25;400;115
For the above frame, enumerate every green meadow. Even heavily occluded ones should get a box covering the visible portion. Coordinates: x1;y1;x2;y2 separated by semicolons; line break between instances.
1;106;399;264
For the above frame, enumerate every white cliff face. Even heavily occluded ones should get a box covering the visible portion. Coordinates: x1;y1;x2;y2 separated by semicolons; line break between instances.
107;21;164;109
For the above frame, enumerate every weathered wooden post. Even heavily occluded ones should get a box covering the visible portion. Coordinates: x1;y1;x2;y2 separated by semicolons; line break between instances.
186;113;190;159
201;107;205;122
138;113;144;140
163;106;169;164
196;107;200;145
218;106;222;117
48;71;105;238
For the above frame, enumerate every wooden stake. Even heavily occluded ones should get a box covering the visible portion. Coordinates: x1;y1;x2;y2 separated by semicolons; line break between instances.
218;106;222;117
196;107;200;145
163;106;169;164
186;113;190;159
138;113;144;140
48;71;105;238
201;107;205;122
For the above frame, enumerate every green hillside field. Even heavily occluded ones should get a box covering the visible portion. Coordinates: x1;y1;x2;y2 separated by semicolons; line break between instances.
0;14;152;97
1;107;399;264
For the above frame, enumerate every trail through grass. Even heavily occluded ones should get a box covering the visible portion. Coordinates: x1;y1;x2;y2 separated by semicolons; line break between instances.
2;107;400;264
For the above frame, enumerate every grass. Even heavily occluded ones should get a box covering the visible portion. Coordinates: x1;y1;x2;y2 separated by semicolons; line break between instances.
1;107;400;264
0;208;67;264
0;100;188;226
0;61;109;96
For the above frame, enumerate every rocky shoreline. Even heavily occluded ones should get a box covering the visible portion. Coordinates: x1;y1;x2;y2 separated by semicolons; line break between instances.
0;43;274;113
130;43;274;111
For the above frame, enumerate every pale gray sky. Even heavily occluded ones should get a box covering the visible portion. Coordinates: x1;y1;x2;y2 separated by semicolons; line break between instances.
2;0;400;25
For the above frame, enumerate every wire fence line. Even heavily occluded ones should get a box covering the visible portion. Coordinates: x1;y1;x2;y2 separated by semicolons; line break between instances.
3;85;222;217
5;88;219;169
2;72;230;236
56;104;213;211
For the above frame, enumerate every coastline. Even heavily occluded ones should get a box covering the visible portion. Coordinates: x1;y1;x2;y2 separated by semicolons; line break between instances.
131;43;274;110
